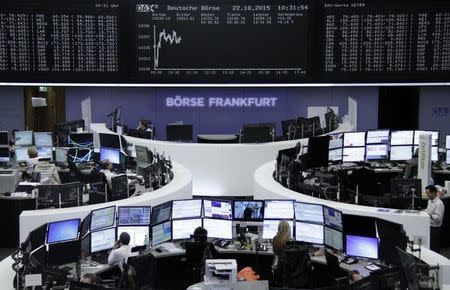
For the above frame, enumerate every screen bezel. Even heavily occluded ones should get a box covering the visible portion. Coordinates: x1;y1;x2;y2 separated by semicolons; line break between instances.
46;218;81;245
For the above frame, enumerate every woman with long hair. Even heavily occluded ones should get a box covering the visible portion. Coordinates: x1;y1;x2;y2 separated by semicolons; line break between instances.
272;221;292;270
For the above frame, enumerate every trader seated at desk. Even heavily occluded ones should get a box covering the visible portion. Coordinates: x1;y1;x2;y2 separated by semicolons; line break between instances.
271;221;292;273
108;232;132;270
137;120;152;137
27;146;61;184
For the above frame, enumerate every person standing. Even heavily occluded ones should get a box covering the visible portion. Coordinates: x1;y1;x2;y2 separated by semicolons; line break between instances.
424;185;445;253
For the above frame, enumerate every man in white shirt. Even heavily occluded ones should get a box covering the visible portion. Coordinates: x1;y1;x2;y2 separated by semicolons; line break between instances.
108;232;132;270
424;185;445;253
100;159;116;189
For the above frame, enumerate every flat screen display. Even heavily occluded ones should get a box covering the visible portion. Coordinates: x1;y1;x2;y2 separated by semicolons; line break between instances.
68;133;94;148
324;226;343;251
37;146;53;160
0;131;8;145
342;147;365;163
365;144;389;160
413;145;438;162
151;202;171;225
117;226;149;247
0;148;10;162
262;220;293;240
172;199;202;219
100;147;120;164
152;221;172;246
323;206;342;231
203;218;232;240
15;147;29;161
34;132;53;147
172;219;202;240
343;132;366;147
233;200;264;221
366;130;390;144
329;148;343;162
345;234;378;260
47;219;80;244
55;147;68;163
264;200;294;220
294;202;324;223
413;130;439;146
118;206;151;226
15;131;33;146
90;206;116;231
203;200;232;220
91;227;116;254
295;222;324;244
390;146;413;161
329;138;343;150
390;131;414;145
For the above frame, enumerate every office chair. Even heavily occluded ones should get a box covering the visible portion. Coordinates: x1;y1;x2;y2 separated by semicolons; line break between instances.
110;174;129;201
369;267;401;290
127;253;157;289
324;251;348;286
278;246;314;289
240;124;274;143
88;181;108;204
281;119;296;140
34;163;57;184
185;242;213;285
116;263;137;289
36;182;81;209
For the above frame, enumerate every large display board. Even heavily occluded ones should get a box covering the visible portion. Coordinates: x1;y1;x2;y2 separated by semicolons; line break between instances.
1;0;450;84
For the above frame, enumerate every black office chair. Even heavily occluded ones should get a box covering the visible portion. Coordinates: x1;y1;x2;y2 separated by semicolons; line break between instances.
278;246;314;289
369;267;401;290
325;251;348;285
110;174;129;201
127;253;157;289
116;263;137;289
185;242;213;285
281;119;296;140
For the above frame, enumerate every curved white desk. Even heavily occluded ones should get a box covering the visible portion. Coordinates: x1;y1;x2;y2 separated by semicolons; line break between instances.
253;160;430;247
91;123;353;196
253;160;450;289
19;161;192;244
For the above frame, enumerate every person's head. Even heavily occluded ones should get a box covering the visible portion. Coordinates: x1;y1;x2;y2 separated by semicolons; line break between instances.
11;129;19;140
139;120;149;129
425;185;438;200
100;159;113;170
347;270;361;283
119;232;130;246
193;226;208;243
272;221;291;254
80;273;98;284
27;146;38;158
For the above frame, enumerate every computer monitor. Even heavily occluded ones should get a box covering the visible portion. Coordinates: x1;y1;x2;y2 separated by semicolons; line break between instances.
90;206;116;231
15;131;33;146
308;136;330;168
345;234;379;260
0;148;9;162
414;130;439;146
203;218;232;240
366;144;389;161
172;218;202;240
117;226;149;247
390;146;413;161
46;219;80;244
366;130;390;144
413;145;438;161
262;220;293;240
390;131;414;145
390;178;422;197
55;147;68;164
396;247;419;290
37;146;53;160
135;145;152;164
342;147;365;163
91;227;116;254
323;206;342;231
152;221;172;246
447;135;450;149
342;214;377;237
328;148;343;162
100;147;120;164
294;202;324;224
203;199;232;220
166;124;193;142
447;151;450;165
68;133;94;148
263;200;294;220
343;132;366;147
81;233;91;258
295;222;324;244
329;138;343;150
34;132;53;147
151;201;172;225
172;199;202;219
15;147;29;161
0;131;8;145
99;133;121;149
324;226;343;251
233;200;264;221
118;206;151;226
68;148;94;163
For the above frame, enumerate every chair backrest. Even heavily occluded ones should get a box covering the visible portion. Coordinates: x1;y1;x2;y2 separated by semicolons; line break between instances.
324;251;341;278
111;174;128;199
127;253;157;288
241;126;273;143
279;246;313;289
185;241;210;266
281;119;296;137
34;163;56;183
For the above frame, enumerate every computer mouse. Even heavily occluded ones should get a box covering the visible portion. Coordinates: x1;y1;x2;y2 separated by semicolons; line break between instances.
155;248;163;253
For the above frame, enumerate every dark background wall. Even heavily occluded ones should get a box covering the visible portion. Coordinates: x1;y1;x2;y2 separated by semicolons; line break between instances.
65;87;379;139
